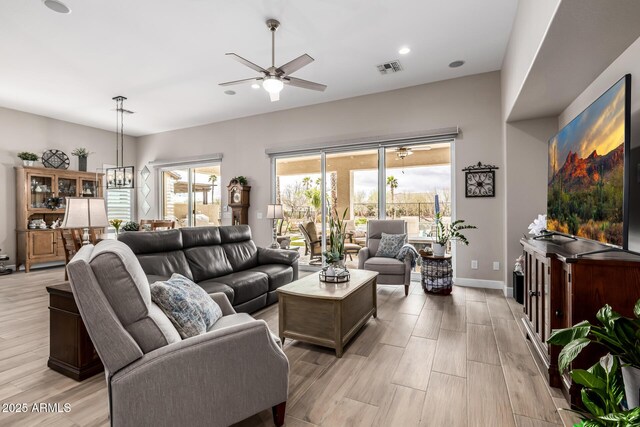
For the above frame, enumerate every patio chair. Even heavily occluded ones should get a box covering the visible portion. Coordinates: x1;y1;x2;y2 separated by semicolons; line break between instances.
358;220;411;296
298;222;323;265
140;219;176;230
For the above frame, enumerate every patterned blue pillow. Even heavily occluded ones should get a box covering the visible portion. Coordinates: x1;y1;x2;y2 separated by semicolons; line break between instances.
376;233;407;258
150;273;223;338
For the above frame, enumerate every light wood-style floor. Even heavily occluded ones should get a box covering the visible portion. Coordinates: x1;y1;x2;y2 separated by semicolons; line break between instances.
0;267;580;426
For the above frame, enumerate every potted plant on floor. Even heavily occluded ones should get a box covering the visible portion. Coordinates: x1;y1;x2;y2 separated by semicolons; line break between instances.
18;152;39;167
566;353;640;426
71;148;92;172
433;212;477;256
548;299;640;409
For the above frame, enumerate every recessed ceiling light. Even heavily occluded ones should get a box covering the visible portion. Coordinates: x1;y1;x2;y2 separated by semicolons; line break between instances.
42;0;71;14
251;83;260;89
224;90;236;95
449;60;465;68
398;47;411;55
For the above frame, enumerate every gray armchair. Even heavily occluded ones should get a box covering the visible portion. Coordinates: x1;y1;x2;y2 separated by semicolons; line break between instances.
67;240;289;427
358;220;412;296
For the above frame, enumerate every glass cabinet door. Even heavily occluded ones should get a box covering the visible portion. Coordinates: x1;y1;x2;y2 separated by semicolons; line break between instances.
81;180;98;197
29;174;54;209
57;178;78;208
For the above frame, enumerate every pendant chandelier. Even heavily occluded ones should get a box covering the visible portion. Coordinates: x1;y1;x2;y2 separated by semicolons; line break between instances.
106;96;134;189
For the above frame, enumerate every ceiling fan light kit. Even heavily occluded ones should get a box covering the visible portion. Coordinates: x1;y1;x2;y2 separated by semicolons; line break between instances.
219;19;327;102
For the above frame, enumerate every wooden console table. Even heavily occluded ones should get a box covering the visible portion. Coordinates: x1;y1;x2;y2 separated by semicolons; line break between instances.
46;282;103;381
520;237;640;405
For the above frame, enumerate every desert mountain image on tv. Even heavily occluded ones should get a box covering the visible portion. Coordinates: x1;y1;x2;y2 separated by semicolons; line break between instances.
548;77;626;246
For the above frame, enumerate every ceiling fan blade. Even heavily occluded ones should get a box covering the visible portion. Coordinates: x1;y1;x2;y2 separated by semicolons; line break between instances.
218;77;262;87
225;53;268;74
269;91;280;102
277;54;314;75
284;77;327;92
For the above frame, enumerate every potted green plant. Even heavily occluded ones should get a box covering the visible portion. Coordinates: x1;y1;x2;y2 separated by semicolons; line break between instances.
433;212;477;256
323;207;348;270
548;300;640;409
121;221;140;232
565;353;640;426
230;176;248;186
71;148;92;172
18;152;39;167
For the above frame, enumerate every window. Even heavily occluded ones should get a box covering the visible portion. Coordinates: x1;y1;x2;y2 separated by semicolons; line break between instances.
104;164;134;229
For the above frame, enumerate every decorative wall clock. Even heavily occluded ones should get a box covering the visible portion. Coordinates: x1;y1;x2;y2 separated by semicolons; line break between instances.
42;150;70;170
462;162;498;198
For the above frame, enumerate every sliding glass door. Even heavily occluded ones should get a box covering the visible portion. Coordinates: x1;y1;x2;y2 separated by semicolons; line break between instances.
161;163;221;227
273;142;452;270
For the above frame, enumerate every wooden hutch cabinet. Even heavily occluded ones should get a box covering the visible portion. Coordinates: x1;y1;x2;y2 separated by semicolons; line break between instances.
15;166;104;272
521;237;640;405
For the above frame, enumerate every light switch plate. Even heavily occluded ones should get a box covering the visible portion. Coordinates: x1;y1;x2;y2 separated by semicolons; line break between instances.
257;211;263;219
471;260;478;270
493;261;500;271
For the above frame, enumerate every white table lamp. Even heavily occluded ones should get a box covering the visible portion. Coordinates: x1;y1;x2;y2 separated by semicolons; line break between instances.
61;197;109;245
266;204;284;249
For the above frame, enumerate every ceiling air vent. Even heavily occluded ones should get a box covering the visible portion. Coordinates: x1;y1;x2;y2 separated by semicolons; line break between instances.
377;60;403;75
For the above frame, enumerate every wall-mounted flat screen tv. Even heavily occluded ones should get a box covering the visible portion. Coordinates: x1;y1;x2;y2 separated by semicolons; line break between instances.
547;74;631;248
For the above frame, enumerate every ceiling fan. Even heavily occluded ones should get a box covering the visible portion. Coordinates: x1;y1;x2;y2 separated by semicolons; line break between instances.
219;19;327;102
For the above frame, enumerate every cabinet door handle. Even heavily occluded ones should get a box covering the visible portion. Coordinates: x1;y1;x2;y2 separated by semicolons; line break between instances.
529;290;540;297
555;309;563;318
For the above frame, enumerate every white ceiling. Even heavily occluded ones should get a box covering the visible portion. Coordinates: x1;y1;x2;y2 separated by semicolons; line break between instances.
0;0;517;136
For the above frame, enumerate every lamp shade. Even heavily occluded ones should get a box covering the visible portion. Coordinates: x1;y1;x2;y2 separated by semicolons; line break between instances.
61;197;109;228
266;204;284;219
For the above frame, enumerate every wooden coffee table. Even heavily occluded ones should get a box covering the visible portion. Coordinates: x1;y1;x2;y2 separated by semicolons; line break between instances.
277;269;378;357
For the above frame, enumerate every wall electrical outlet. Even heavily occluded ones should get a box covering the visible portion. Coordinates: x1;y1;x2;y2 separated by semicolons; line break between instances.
493;261;500;271
471;260;478;270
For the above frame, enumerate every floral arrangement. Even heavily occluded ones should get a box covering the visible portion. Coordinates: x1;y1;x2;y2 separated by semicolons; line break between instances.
528;214;547;236
109;218;123;235
71;148;92;158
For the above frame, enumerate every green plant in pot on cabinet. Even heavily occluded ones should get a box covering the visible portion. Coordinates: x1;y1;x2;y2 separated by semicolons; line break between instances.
71;148;92;172
547;299;640;410
433;212;476;256
17;152;39;167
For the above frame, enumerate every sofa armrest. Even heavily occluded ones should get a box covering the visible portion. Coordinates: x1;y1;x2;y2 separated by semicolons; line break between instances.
358;247;370;269
258;247;300;266
110;319;289;427
209;292;235;316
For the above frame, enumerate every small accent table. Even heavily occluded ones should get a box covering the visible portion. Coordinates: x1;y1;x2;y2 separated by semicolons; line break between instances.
46;282;103;381
421;255;453;295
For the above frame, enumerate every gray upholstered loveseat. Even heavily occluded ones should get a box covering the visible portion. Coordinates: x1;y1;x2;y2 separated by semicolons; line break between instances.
118;225;299;313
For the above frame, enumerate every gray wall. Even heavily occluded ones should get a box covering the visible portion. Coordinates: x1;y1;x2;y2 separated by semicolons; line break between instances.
0;107;136;266
138;71;506;283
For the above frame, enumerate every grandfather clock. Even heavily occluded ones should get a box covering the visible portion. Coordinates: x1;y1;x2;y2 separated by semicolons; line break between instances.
227;181;251;225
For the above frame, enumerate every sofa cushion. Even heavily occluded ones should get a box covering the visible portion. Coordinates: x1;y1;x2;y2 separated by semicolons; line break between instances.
184;246;233;281
118;229;183;254
87;240;181;353
364;256;406;275
219;225;252;243
249;264;293;291
137;251;194;281
214;271;268;304
197;279;235;304
180;227;222;248
223;241;259;271
150;274;223;339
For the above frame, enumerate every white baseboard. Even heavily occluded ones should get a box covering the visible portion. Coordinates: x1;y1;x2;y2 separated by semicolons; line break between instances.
454;277;505;290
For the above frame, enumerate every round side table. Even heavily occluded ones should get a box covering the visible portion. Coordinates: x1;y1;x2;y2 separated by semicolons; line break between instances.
421;254;453;295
